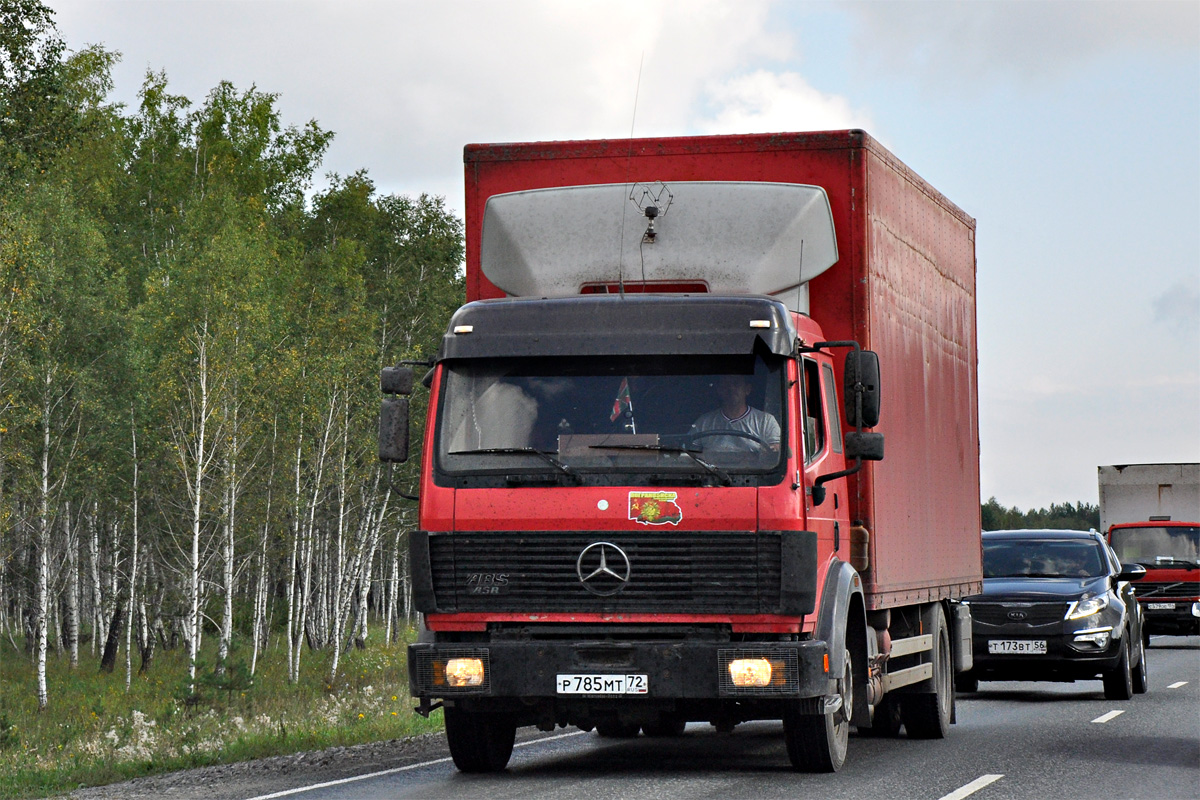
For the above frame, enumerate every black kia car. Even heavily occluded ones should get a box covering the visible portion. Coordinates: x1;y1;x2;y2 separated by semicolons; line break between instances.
959;529;1148;699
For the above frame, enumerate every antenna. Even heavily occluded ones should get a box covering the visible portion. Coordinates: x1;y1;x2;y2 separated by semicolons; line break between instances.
617;52;645;297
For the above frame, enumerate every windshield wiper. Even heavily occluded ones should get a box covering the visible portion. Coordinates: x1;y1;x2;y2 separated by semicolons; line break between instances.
587;443;732;486
450;447;581;482
1143;556;1200;569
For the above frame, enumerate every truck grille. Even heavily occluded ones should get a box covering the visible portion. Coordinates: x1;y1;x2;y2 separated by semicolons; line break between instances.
1136;581;1200;600
429;531;782;614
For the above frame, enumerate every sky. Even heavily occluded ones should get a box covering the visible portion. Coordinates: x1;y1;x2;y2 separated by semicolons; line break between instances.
49;0;1200;510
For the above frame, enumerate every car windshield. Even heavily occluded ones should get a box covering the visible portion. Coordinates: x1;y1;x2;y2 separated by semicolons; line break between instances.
1108;525;1200;567
982;539;1107;579
435;353;785;481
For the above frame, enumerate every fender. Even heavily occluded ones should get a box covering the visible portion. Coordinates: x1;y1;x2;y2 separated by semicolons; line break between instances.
814;558;866;681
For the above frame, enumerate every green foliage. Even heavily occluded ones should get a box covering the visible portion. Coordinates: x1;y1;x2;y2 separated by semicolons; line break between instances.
0;636;441;799
981;497;1101;532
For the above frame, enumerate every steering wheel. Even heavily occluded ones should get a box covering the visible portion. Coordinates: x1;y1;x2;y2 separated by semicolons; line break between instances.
683;429;772;453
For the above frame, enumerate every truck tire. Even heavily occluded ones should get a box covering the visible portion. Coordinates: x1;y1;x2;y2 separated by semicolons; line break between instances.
783;647;852;772
444;707;516;773
595;720;641;738
1103;637;1134;701
902;605;952;739
858;695;901;738
1132;635;1149;695
642;717;687;737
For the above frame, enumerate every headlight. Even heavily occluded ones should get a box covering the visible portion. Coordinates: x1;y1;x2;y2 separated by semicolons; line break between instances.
444;658;486;687
1065;593;1110;620
728;658;773;687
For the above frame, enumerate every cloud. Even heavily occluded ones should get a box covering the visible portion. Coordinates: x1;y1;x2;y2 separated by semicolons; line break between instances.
1152;280;1200;337
845;0;1199;88
53;0;805;210
694;70;873;134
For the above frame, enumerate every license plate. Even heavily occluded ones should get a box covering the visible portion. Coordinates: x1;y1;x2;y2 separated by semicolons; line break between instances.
1146;602;1176;610
988;639;1047;655
556;674;648;695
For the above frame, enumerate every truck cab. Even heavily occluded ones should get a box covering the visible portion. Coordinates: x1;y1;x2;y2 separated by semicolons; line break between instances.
1106;521;1200;641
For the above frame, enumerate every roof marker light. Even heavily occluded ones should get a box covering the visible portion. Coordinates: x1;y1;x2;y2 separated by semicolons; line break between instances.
749;320;772;329
453;325;474;334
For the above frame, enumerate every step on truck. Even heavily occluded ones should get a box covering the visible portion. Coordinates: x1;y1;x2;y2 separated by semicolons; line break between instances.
1100;463;1200;642
379;130;982;772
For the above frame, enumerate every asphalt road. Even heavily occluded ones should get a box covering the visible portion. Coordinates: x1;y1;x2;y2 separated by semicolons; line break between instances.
244;634;1200;800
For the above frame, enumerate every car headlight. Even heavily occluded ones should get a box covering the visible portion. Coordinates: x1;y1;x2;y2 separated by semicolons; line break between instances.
1065;593;1110;620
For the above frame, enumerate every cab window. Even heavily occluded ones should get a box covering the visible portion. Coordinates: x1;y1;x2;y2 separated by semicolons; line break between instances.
822;363;843;455
801;358;826;463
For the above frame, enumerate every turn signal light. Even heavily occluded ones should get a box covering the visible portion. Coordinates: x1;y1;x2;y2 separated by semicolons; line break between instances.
444;658;485;687
728;658;773;687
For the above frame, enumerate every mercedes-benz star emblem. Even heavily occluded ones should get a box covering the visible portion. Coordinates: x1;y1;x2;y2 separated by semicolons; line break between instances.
576;542;631;596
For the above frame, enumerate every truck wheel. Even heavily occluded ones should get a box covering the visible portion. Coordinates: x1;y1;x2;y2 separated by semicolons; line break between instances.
642;717;687;737
858;695;901;738
595;720;641;738
783;647;852;772
902;606;952;739
1103;637;1134;700
444;707;516;773
1132;634;1149;695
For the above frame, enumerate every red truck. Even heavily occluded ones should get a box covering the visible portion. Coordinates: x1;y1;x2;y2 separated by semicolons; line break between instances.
379;129;982;773
1100;463;1200;643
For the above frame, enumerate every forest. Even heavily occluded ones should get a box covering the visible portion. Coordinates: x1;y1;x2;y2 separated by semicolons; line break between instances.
0;0;463;714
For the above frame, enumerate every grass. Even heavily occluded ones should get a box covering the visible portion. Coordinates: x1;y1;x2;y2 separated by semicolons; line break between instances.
0;631;444;799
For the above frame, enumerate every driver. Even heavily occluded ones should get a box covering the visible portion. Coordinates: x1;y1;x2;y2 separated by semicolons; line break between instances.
689;375;780;452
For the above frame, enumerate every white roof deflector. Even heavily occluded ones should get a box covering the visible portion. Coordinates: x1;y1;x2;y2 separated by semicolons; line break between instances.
480;181;838;313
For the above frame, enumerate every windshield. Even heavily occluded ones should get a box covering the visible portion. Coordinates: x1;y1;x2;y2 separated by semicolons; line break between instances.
982;539;1108;579
1109;525;1200;568
435;353;786;485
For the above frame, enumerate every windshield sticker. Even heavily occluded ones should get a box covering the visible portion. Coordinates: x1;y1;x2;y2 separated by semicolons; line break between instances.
629;491;682;526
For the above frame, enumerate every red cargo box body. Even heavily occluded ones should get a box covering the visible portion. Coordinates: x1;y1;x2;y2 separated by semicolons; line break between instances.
463;130;982;609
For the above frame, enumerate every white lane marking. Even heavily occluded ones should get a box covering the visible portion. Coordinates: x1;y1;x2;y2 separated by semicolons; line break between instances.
245;729;588;800
1168;681;1188;689
938;773;1004;800
1092;709;1125;723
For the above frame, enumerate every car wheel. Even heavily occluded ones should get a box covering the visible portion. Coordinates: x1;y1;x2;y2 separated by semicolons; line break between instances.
1102;637;1134;701
902;606;953;739
957;671;978;694
444;707;516;773
1131;633;1149;695
1143;626;1151;649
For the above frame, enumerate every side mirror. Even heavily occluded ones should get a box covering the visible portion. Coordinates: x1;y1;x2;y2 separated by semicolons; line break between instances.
1117;562;1146;582
382;366;414;396
844;431;884;461
844;350;881;428
379;397;410;463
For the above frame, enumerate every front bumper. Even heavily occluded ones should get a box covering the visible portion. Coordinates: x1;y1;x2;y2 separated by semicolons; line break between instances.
1141;599;1200;636
408;639;832;702
966;603;1129;682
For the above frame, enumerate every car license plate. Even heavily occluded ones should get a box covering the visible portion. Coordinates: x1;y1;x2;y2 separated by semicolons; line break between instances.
556;674;648;695
1146;602;1176;610
988;639;1047;655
